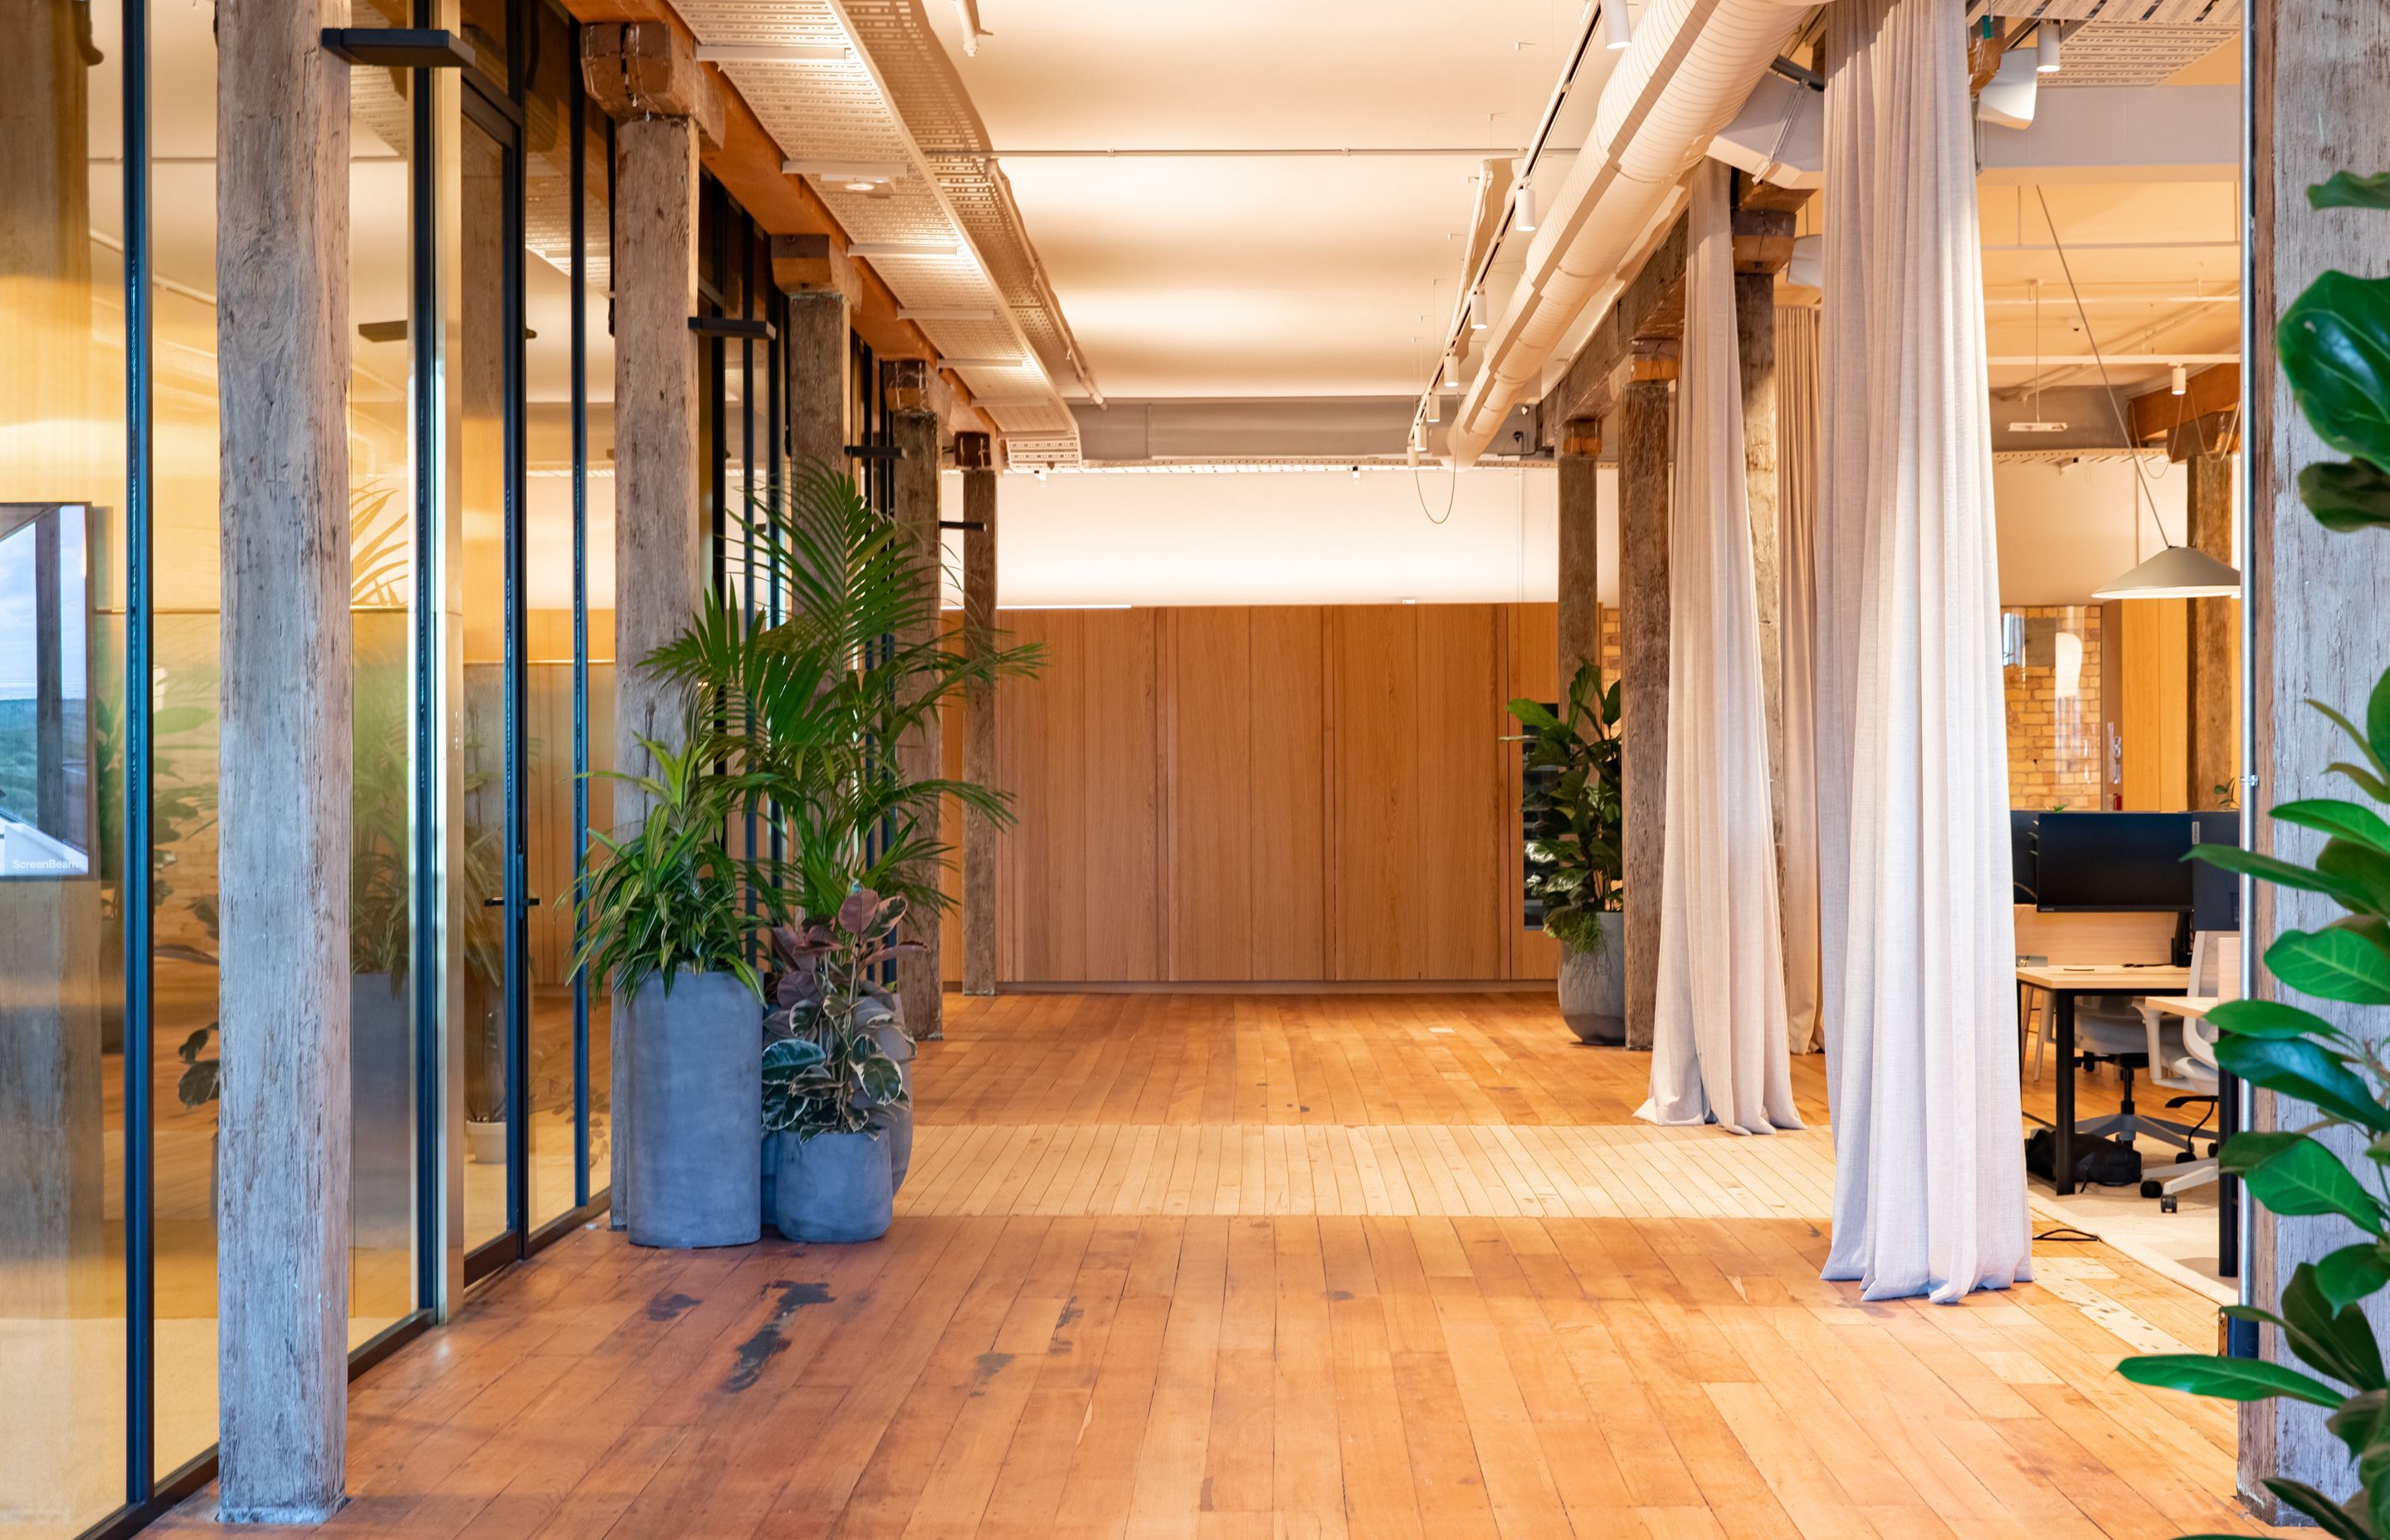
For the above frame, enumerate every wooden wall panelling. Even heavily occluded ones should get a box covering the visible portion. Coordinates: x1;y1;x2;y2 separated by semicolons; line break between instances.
1414;605;1505;979
1504;604;1563;981
1248;607;1329;980
1163;608;1256;979
1080;609;1164;980
2117;597;2191;811
1326;606;1424;979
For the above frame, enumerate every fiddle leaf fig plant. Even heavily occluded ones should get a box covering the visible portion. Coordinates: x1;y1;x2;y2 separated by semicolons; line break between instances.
1507;660;1624;955
2115;173;2390;1539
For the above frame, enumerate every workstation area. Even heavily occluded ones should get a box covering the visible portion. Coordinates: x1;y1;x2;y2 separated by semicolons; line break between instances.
2013;807;2246;1283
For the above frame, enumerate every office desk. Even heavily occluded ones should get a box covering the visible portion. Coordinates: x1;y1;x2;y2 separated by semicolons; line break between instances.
2016;963;2189;1196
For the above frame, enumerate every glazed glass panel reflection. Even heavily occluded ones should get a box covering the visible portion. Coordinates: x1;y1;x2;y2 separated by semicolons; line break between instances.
523;0;577;1229
460;118;512;1249
142;0;423;1479
581;104;615;1204
1;1;128;1529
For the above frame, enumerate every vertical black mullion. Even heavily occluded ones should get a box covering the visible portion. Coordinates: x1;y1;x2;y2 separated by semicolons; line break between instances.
501;131;529;1251
739;220;756;907
122;0;156;1502
567;33;590;1211
765;290;783;885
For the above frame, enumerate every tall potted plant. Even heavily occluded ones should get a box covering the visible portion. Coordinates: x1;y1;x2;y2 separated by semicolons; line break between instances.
574;728;769;1249
761;888;910;1242
1510;660;1627;1044
2113;169;2390;1533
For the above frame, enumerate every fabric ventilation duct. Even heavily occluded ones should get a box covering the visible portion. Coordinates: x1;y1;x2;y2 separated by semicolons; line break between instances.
1446;0;1822;467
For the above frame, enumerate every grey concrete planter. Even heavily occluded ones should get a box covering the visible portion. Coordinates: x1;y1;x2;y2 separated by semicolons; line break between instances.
625;971;763;1249
1558;913;1627;1045
772;1128;894;1242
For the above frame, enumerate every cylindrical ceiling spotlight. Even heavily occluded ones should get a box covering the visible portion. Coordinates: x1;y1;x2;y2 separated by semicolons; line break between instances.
1427;392;1442;424
1602;0;1632;51
2036;20;2062;74
2171;362;2189;396
1443;350;1464;386
1514;181;1538;233
1470;286;1488;332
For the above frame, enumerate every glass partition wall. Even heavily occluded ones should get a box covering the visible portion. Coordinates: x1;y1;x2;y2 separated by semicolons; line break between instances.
0;0;621;1532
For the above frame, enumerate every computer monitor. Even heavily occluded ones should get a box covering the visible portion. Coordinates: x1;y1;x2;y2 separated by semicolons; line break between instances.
2033;811;2195;914
2190;809;2242;932
2010;811;2040;905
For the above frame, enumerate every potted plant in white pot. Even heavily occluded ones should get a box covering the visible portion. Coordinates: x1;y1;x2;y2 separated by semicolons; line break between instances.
1509;660;1627;1045
575;727;768;1249
761;886;910;1242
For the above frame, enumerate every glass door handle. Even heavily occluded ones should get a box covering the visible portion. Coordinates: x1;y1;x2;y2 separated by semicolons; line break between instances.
482;895;542;908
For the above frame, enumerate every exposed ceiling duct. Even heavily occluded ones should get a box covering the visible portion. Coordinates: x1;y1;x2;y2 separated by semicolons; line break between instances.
1446;0;1820;466
675;0;1092;465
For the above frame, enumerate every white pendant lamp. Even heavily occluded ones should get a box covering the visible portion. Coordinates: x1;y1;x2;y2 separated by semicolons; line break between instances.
2036;20;2062;74
1514;181;1538;232
2093;543;2242;600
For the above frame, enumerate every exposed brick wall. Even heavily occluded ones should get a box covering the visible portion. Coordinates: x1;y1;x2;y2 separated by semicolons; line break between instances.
2003;604;2104;812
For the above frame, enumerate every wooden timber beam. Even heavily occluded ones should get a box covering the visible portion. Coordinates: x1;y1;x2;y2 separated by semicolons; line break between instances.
1539;181;1804;446
558;0;991;438
2126;362;2241;453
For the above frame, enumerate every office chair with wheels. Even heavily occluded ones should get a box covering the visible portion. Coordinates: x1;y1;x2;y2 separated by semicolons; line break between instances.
2134;933;2240;1210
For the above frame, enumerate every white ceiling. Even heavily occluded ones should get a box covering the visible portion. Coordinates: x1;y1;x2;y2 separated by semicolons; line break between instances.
917;0;1591;399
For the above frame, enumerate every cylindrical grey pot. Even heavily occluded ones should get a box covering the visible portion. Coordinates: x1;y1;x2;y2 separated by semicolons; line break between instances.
625;971;763;1248
1559;914;1627;1045
857;999;915;1193
772;1129;894;1242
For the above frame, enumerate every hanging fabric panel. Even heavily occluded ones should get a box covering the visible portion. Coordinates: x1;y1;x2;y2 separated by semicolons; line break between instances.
1640;160;1799;1138
1817;0;2031;1303
1778;304;1825;1056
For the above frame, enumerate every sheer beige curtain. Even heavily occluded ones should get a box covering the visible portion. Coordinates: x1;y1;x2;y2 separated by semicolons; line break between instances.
1778;304;1823;1056
1640;160;1799;1136
1817;0;2030;1302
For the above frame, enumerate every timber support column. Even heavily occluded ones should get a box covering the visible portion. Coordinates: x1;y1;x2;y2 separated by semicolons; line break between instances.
216;0;351;1519
2178;415;2240;810
1617;353;1675;1051
957;431;1000;997
889;362;945;1037
2245;0;2390;1511
583;22;715;1231
774;232;852;478
1558;417;1602;686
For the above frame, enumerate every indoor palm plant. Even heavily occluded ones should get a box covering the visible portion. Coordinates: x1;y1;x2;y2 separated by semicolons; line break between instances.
2115;169;2390;1537
1509;660;1627;1044
574;726;772;1248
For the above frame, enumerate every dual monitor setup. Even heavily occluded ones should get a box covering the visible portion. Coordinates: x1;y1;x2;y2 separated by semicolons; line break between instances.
2011;809;2241;946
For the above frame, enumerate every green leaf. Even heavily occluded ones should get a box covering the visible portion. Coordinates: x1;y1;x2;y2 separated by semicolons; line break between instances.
2285;1264;2390;1389
2262;1478;2373;1540
2192;843;2358;904
2280;270;2390;472
2318;1245;2390;1313
1506;698;1563;733
2208;998;2348;1043
2216;1034;2390;1132
2313;172;2390;211
2119;1352;2346;1408
2371;667;2390;788
2228;1135;2385;1233
2305;458;2390;532
2279;799;2390;859
2271;926;2390;1006
2335;761;2390;803
2317;699;2390;783
2322;838;2390;917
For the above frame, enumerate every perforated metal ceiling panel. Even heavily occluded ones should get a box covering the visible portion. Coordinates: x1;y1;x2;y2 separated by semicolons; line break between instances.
672;0;1089;465
1966;0;2238;85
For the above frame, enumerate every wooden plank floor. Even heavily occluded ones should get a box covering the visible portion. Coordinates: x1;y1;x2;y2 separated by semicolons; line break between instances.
158;992;2282;1540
